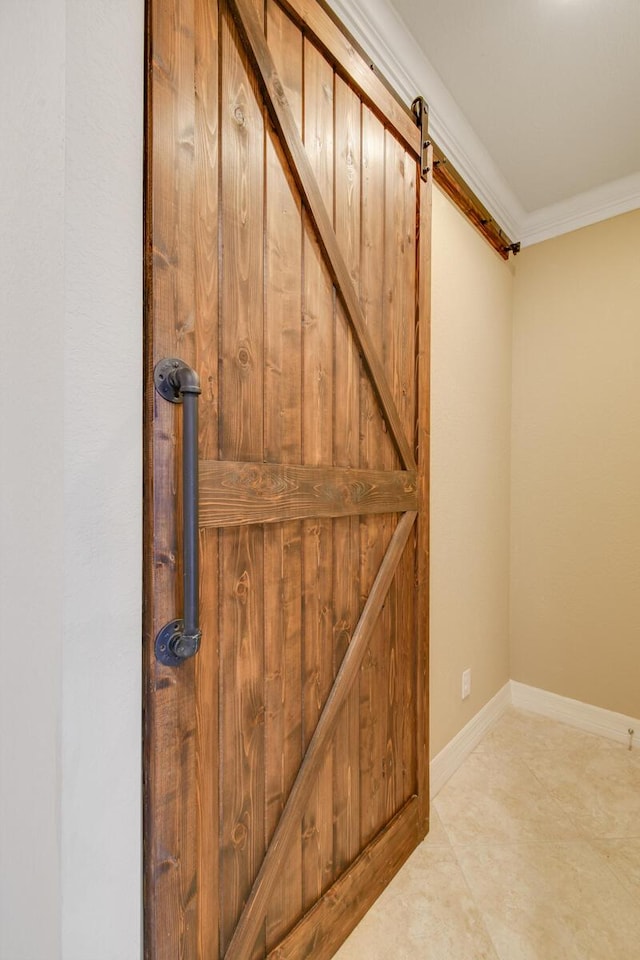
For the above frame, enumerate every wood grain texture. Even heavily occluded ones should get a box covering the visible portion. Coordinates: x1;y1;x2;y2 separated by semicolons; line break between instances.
276;0;421;158
145;1;431;956
199;460;417;526
267;798;421;960
263;522;303;949
263;1;304;949
219;524;266;959
280;0;515;259
381;130;405;821
301;36;335;915
228;0;416;471
144;0;200;956
224;511;418;960
332;74;362;877
358;104;389;847
278;0;515;259
398;140;419;809
193;0;221;954
281;0;515;258
219;4;266;956
384;135;418;816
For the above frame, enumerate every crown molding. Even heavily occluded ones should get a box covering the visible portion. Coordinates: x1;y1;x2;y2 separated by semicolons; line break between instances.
326;0;524;240
326;0;640;248
519;171;640;246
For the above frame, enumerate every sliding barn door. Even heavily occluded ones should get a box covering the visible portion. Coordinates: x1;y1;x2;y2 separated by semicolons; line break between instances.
144;0;431;957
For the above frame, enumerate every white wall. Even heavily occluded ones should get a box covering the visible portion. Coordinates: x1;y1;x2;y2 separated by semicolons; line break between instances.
0;2;144;958
1;3;65;957
62;1;144;957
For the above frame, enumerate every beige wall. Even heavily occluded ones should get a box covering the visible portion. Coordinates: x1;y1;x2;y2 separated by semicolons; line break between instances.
430;187;514;756
511;210;640;718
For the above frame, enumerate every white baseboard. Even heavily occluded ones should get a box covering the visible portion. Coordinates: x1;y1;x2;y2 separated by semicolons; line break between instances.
429;681;639;801
510;681;639;748
429;682;511;798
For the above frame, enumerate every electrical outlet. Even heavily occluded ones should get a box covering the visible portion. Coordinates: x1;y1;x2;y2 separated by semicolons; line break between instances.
461;669;471;700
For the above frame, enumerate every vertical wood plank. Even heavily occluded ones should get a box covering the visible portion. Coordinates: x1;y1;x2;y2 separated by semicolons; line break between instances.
193;0;220;955
219;2;266;955
264;0;304;948
263;5;303;467
145;0;199;956
218;525;266;958
301;38;335;911
398;145;418;808
332;74;361;877
382;130;411;819
358;105;389;847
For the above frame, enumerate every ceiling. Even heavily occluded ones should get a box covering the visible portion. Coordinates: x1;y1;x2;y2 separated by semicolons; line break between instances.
388;0;640;212
330;0;640;244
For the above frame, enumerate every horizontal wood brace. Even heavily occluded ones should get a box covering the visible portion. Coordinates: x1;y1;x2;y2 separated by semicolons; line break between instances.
223;510;418;960
198;460;417;527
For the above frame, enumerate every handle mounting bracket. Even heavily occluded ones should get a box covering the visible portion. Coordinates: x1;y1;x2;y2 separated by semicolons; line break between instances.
154;357;201;404
153;357;202;666
155;619;201;667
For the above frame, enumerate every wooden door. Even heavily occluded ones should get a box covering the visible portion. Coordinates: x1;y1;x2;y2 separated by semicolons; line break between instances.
144;0;431;957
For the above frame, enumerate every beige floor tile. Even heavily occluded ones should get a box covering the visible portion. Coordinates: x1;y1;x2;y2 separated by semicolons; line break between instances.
333;843;499;960
523;743;640;839
434;752;579;846
456;840;640;960
332;711;640;959
474;707;617;759
424;806;451;846
591;838;640;897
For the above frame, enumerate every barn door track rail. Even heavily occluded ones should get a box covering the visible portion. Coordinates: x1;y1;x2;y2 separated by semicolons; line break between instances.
153;358;202;666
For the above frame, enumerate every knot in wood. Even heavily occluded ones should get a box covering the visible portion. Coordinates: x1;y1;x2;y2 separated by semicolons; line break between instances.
231;821;248;849
234;570;250;602
272;76;286;105
237;345;251;367
233;106;246;127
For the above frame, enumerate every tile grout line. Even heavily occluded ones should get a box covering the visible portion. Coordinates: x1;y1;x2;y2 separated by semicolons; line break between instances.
585;837;640;904
447;833;512;960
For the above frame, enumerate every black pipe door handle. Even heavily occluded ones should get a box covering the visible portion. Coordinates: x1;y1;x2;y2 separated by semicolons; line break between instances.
153;358;202;666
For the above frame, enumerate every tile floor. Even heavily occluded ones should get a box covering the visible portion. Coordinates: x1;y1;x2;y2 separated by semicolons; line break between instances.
334;707;640;960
